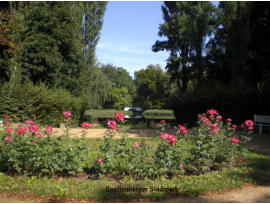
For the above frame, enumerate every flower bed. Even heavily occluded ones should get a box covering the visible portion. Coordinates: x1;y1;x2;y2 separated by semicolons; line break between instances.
91;110;253;178
0;109;253;178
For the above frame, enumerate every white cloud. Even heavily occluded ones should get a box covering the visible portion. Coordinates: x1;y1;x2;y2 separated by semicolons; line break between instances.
96;41;169;77
96;41;168;57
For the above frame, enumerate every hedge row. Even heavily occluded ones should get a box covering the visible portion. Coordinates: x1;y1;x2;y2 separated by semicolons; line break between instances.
143;109;175;119
84;109;175;120
84;109;132;120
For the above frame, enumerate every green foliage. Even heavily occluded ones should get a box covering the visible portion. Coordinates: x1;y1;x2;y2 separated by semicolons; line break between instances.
0;81;81;126
79;66;112;110
134;64;170;109
153;2;216;91
100;64;135;109
0;145;269;201
104;87;132;110
0;5;22;83
92;125;157;178
143;109;175;120
82;2;107;65
19;2;84;94
100;64;135;93
84;109;132;122
0;123;89;177
91;109;251;178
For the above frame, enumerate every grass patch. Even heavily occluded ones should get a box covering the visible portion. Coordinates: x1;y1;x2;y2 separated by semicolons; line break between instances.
0;136;269;202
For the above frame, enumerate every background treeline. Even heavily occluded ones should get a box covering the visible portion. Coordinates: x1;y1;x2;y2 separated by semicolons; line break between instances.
0;1;110;125
153;1;270;125
1;1;270;126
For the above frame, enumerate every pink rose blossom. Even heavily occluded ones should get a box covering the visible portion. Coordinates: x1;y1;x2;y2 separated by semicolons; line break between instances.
244;120;253;127
178;125;188;134
201;117;210;124
5;115;8;120
180;163;184;169
82;129;86;133
45;125;53;133
216;115;222;121
25;120;34;125
33;139;37;143
133;142;139;148
37;132;42;138
29;125;39;133
5;128;13;133
114;112;124;122
97;158;103;163
206;109;219;115
167;134;176;146
244;120;253;130
227;118;232;123
82;122;90;129
146;157;153;161
230;137;239;145
67;117;72;120
16;127;28;135
161;120;166;124
63;111;71;118
107;120;117;131
232;124;237;130
160;132;169;140
4;136;12;142
209;123;219;134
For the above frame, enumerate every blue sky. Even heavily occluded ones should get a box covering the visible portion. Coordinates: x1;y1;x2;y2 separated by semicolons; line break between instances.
96;1;219;78
96;1;167;77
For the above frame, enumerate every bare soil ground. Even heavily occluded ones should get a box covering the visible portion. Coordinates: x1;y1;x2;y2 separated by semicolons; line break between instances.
53;127;166;138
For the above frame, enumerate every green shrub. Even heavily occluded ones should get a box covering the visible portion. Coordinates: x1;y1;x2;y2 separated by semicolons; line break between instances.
143;109;175;119
0;119;88;176
94;109;252;178
84;109;132;122
0;81;82;127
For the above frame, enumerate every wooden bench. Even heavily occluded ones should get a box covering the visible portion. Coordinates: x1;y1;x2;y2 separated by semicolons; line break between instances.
253;115;270;134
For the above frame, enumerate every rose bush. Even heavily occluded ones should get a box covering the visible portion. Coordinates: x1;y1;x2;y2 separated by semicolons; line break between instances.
0;112;89;177
0;109;252;179
92;109;252;178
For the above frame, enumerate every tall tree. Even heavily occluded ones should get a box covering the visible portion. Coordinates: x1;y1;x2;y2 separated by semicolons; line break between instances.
0;2;22;83
134;64;169;109
153;1;216;91
82;2;107;66
78;2;109;109
19;2;84;95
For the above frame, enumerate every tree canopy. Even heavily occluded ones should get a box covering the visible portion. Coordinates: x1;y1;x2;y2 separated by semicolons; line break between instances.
134;64;170;109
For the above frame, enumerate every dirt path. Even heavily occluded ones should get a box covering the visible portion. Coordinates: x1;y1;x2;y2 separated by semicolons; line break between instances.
53;127;166;138
162;183;270;203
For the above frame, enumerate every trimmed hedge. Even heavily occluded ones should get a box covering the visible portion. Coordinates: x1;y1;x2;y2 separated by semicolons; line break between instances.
0;81;81;127
143;109;175;119
84;109;175;121
84;109;132;121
